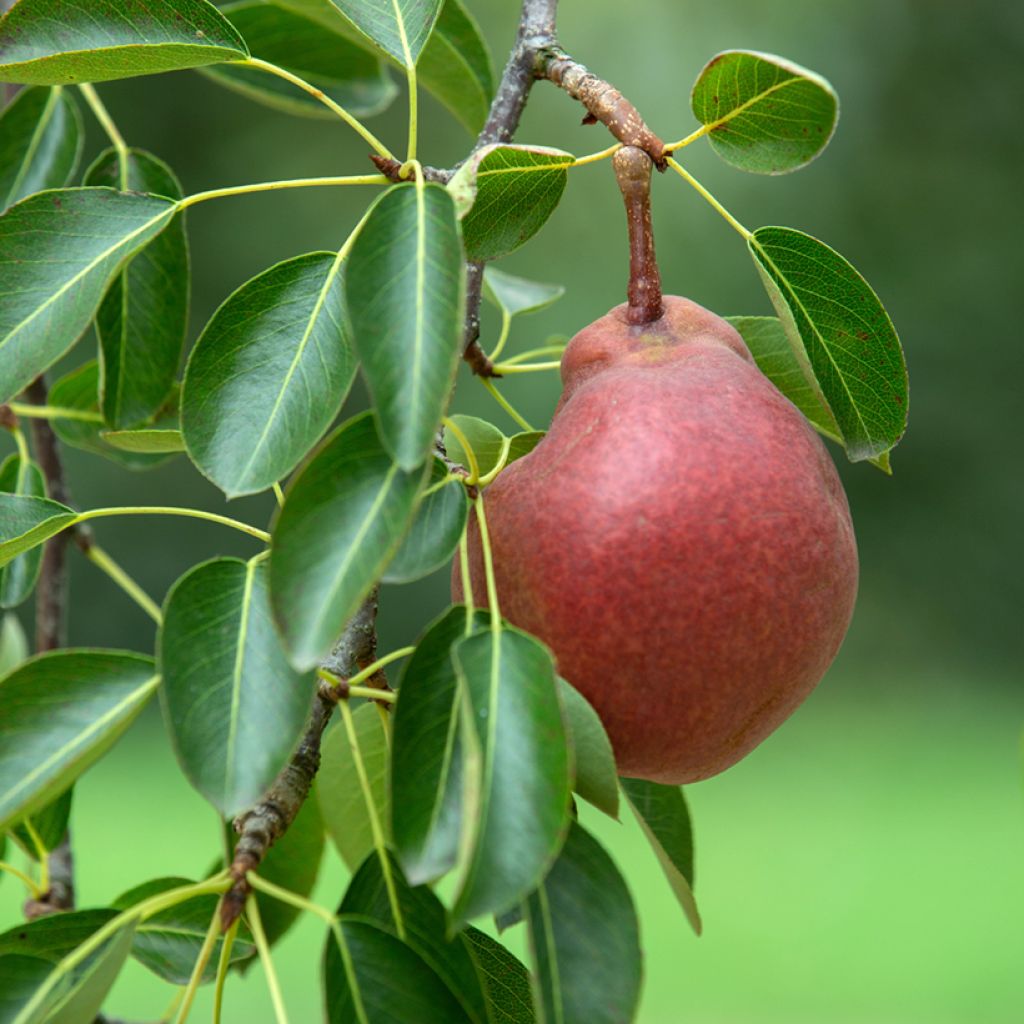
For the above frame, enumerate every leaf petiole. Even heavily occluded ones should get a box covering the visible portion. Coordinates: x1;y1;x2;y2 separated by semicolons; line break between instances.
317;646;415;693
663;124;710;153
172;905;221;1024
83;543;163;624
74;506;270;543
0;858;43;897
246;895;290;1024
473;493;502;633
442;416;480;484
338;699;406;939
666;157;751;240
480;379;535;432
78;84;130;187
5;402;104;424
491;360;562;374
239;57;396;160
178;175;389;211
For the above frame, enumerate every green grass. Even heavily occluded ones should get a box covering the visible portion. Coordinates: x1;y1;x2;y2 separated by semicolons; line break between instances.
2;674;1021;1022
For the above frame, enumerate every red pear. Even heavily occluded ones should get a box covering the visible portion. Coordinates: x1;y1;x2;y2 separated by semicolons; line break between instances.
454;296;858;784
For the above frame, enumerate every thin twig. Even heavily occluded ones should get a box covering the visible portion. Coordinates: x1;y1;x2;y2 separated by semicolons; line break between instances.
21;377;77;920
222;592;383;927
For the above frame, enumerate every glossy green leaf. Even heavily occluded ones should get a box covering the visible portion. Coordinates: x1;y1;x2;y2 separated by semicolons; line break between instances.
346;183;465;470
384;458;468;584
160;557;313;817
10;788;72;861
325;0;442;65
483;268;565;318
463;927;537;1024
691;50;838;174
340;852;490;1024
0;614;28;676
83;147;188;428
49;362;180;470
0;650;157;830
450;627;571;923
232;794;325;951
0;188;177;403
0;493;77;569
748;226;907;461
0;455;46;609
0;86;82;211
270;413;428;670
0;0;249;84
620;776;701;935
100;428;185;453
505;431;545;466
449;146;571;262
183;251;355;497
323;917;474;1024
727;315;841;442
523;822;642;1024
444;415;506;480
277;0;491;133
391;606;471;884
0;908;135;1024
416;0;493;133
0;957;51;1018
558;678;619;819
113;877;255;983
318;702;389;871
206;1;397;119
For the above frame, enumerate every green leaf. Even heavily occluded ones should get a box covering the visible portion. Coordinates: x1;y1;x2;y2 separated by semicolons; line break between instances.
391;606;471;885
691;50;838;174
323;917;474;1024
557;678;618;819
0;909;135;1024
233;794;325;951
620;776;701;935
0;188;177;403
505;431;544;466
523;822;642;1024
462;928;536;1024
83;147;188;429
383;459;468;584
49;362;180;470
9;788;72;861
0;493;77;569
0;86;82;211
277;0;491;133
205;1;397;119
444;415;506;480
340;852;491;1024
449;145;571;262
0;649;158;831
99;428;185;453
0;454;47;609
269;412;428;670
346;183;465;470
325;0;443;65
0;0;249;84
159;557;313;817
727;315;841;442
113;877;255;984
0;614;28;676
450;627;571;924
318;702;389;872
483;268;565;318
182;251;355;497
416;0;494;134
748;226;908;461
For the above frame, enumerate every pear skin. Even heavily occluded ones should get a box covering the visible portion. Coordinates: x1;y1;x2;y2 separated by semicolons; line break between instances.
454;296;858;784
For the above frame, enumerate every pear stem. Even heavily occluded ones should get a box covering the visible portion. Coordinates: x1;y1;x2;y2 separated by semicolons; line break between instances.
614;146;664;325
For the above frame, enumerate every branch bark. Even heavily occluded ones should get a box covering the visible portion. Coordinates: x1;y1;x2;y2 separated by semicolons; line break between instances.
459;0;559;377
21;377;77;920
221;591;383;928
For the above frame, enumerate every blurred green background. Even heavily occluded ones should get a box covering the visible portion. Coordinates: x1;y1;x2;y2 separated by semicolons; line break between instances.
2;1;1022;1021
